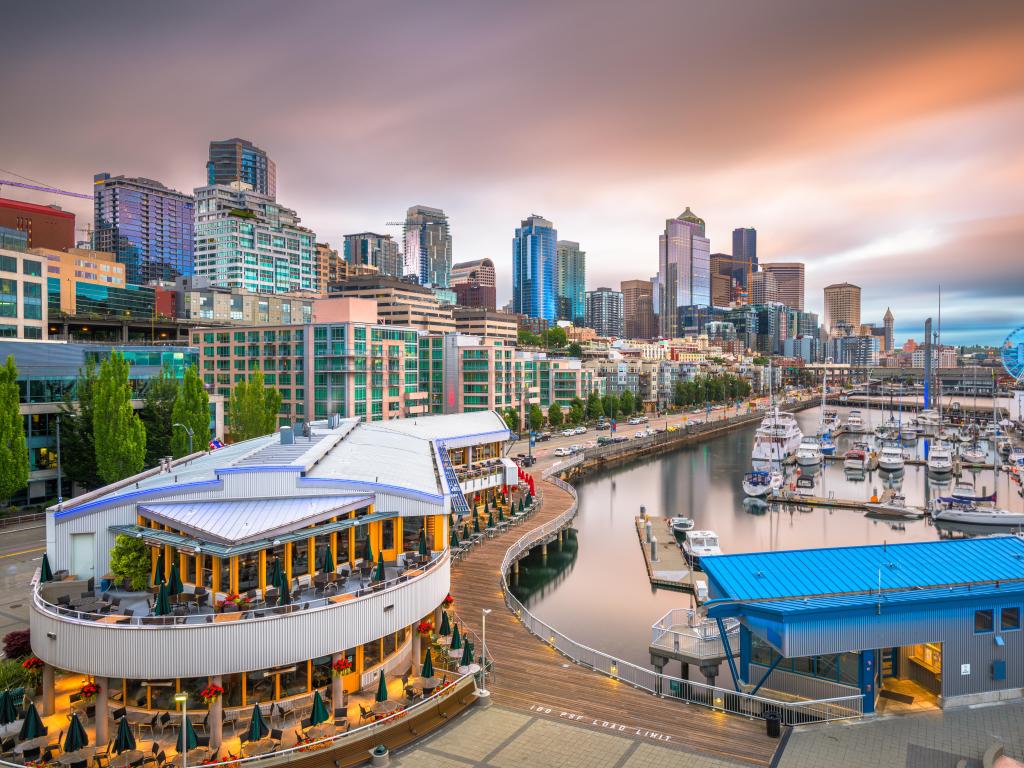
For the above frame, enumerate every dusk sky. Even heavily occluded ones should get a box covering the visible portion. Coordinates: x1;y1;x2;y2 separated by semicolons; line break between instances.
3;0;1023;344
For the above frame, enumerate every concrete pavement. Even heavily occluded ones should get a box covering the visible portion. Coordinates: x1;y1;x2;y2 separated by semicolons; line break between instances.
0;520;47;639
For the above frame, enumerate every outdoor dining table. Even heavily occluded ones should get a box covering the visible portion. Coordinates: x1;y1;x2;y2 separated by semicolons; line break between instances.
57;746;97;766
14;736;49;754
327;593;355;604
372;700;402;717
213;611;243;623
241;738;276;758
109;749;144;768
96;614;130;624
303;722;335;740
417;676;441;696
167;747;210;767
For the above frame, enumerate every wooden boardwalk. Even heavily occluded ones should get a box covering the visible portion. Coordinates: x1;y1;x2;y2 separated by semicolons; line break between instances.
450;477;778;766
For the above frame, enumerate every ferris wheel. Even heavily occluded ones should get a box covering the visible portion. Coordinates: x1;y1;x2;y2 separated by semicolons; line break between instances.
1001;326;1024;383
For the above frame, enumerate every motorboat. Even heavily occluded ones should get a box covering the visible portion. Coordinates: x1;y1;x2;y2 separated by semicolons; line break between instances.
949;482;997;504
819;433;837;456
960;442;987;465
844;448;867;470
821;409;841;433
682;530;722;569
669;516;695;534
915;409;940;435
795;437;823;467
997;437;1013;457
899;423;919;442
927;442;954;475
874;424;898;442
751;407;803;465
878;443;905;472
864;493;924;519
742;470;782;497
846;410;865;432
1009;447;1024;467
931;502;1024;527
938;427;958;442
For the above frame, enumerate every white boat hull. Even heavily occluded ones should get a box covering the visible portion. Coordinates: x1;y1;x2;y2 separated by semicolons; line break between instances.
795;452;822;467
932;508;1024;526
878;458;905;471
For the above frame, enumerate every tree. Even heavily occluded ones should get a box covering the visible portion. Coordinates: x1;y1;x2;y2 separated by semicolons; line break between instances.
568;397;585;425
0;357;28;501
586;390;604;420
528;404;544;432
94;351;146;485
2;629;31;660
501;407;520;432
752;356;770;366
603;393;619;421
109;533;152;591
139;364;179;468
546;326;568;348
228;367;282;442
548;402;564;428
59;361;102;491
517;329;542;347
171;365;210;457
567;342;583;358
620;390;635;416
672;380;686;407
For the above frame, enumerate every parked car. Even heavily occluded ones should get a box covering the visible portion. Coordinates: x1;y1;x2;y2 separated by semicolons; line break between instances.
537;432;552;442
561;429;576;437
596;421;611;431
553;446;573;457
569;444;585;454
519;455;536;467
575;426;588;435
627;416;645;425
633;429;654;439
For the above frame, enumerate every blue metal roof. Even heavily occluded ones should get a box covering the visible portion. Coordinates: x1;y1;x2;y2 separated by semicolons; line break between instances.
702;536;1024;602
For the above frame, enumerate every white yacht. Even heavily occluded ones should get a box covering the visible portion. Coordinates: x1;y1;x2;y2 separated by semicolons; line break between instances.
927;442;955;475
795;437;823;467
865;493;924;519
751;407;803;465
960;442;987;465
915;409;940;435
742;470;783;497
899;423;919;441
931;503;1024;527
821;409;842;433
878;443;906;472
844;447;867;470
846;410;865;432
682;530;722;570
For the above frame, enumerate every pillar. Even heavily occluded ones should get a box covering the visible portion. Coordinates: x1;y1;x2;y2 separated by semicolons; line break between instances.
41;663;55;716
681;661;689;680
95;677;109;746
411;622;422;668
858;650;876;714
209;675;223;751
330;655;344;710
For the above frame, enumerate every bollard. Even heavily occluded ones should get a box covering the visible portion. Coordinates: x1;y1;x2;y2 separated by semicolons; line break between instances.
645;520;652;543
650;535;658;562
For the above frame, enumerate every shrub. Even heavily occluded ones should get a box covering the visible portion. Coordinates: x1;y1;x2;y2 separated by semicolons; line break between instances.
2;629;30;659
109;534;151;591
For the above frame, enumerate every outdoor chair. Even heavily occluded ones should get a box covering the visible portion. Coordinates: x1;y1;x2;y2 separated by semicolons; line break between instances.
196;736;210;748
47;729;64;753
0;737;14;758
69;760;88;768
358;705;374;724
157;712;172;735
111;708;126;722
41;747;56;764
269;729;283;743
57;594;71;606
21;746;41;763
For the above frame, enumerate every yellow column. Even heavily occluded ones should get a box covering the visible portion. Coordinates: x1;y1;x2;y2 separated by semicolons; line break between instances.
163;544;173;581
284;542;293;586
349;512;357;565
179;551;188;585
258;550;267;594
212;557;222;596
369;522;382;560
307;536;316;575
393;518;403;560
330;530;338;569
150;547;158;584
229;557;239;595
195;554;203;588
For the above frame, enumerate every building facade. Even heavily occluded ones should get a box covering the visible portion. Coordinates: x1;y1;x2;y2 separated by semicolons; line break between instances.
450;258;496;311
452;307;517;345
93;173;195;285
749;271;778;305
555;240;586;324
585;287;623;337
207;138;277;199
0;198;75;251
760;262;805;311
0;243;47;339
38;247;158;320
403;205;452;288
731;227;758;287
883;307;895;353
658;207;711;337
316;242;342;293
326;276;455;334
512;214;557;323
344;233;402;278
823;282;862;333
177;281;314;325
621;279;656;340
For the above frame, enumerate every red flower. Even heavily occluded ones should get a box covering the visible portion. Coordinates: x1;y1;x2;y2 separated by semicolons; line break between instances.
331;657;353;676
22;657;43;671
417;620;434;636
442;594;455;607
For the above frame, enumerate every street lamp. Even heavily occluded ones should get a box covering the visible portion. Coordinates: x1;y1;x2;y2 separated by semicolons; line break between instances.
174;692;188;768
479;608;492;699
172;423;194;455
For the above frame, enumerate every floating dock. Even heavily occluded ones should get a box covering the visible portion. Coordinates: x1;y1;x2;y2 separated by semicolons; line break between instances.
633;516;704;593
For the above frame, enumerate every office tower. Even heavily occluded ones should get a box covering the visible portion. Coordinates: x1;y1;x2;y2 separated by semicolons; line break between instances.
585;287;623;337
749;271;778;305
403;205;452;288
0;241;47;339
759;262;805;310
621;279;656;339
0;198;75;250
710;252;748;302
555;240;586;324
343;232;402;278
883;307;894;353
823;282;861;332
658;207;711;337
193;182;316;294
512;214;557;322
207;138;276;198
732;227;758;281
316;242;341;293
93;173;194;285
711;272;732;308
450;258;496;310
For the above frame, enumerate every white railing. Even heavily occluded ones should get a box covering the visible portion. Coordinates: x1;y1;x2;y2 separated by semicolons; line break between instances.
650;608;737;661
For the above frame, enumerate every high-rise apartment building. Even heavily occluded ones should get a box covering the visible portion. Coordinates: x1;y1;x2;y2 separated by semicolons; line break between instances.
658;207;711;337
326;275;455;333
512;214;557;322
732;227;758;282
823;282;862;333
315;242;341;293
749;271;778;305
555;240;586;324
620;279;656;340
343;232;402;278
403;205;452;288
0;198;75;251
206;138;276;198
585;287;623;337
759;262;805;310
450;258;496;310
93;173;194;285
193;182;317;294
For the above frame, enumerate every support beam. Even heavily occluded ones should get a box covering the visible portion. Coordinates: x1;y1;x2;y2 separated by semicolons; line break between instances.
716;617;741;692
209;675;223;750
750;653;783;695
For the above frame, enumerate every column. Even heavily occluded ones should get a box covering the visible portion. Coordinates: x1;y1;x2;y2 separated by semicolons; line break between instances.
739;626;751;686
330;655;344;709
209;675;223;751
41;663;55;716
95;677;109;746
411;621;421;669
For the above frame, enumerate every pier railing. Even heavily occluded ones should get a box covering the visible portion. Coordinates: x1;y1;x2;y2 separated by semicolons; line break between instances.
650;608;738;661
502;461;865;725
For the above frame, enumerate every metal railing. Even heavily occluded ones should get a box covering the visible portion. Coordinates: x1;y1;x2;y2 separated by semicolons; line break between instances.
436;441;472;517
650;608;737;661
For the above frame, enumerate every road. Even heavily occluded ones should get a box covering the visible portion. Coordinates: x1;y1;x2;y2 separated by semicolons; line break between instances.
0;521;47;638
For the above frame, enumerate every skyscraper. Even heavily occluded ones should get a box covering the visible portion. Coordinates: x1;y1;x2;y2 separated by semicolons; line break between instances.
749;271;778;305
450;258;496;310
620;279;656;339
403;205;452;288
343;232;402;278
93;173;194;285
823;282;862;332
555;240;586;324
759;262;805;310
732;227;758;285
585;287;623;337
658;207;711;337
883;307;894;352
512;214;557;322
207;138;276;198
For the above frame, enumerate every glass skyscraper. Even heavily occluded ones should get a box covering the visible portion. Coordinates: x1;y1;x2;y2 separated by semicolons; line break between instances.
207;138;277;199
92;173;194;285
658;207;710;336
555;240;586;324
403;205;452;288
731;226;758;288
512;214;557;322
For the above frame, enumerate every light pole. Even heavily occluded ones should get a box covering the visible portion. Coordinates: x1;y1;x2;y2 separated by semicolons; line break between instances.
55;415;63;509
174;692;188;768
173;423;194;455
480;608;492;697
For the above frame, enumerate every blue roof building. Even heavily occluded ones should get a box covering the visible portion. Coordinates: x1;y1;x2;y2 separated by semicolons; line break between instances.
701;537;1024;713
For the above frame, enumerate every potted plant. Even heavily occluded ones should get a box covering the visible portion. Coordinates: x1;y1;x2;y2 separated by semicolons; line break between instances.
331;657;353;677
198;683;224;706
79;681;100;703
442;594;454;609
21;657;44;691
222;593;251;611
416;620;433;637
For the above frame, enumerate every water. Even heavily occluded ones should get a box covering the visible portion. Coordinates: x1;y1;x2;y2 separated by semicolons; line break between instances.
518;405;1024;669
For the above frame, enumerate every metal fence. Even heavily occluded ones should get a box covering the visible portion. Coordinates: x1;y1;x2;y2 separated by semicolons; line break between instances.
650;608;737;661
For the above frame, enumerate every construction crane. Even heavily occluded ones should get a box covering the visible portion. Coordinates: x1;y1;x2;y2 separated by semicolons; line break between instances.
0;179;92;200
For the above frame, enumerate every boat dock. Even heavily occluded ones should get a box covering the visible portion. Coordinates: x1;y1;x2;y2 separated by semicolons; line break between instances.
768;488;895;510
633;516;704;594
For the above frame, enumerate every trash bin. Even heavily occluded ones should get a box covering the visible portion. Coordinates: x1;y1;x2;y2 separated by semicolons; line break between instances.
765;712;781;738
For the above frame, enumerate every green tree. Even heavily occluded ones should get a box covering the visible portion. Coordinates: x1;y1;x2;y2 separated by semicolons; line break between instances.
568;397;585;425
517;329;543;347
752;356;770;366
59;361;101;491
620;390;635;416
109;533;152;591
501;407;520;432
566;342;583;358
528;404;545;432
548;402;564;428
171;365;210;457
139;364;179;468
602;393;619;421
94;351;146;485
672;380;686;407
0;357;28;501
228;368;281;442
586;390;604;420
546;326;567;348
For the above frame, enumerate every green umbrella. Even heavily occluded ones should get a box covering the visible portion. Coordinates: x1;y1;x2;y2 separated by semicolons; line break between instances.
39;553;53;583
113;716;136;754
374;550;384;582
449;528;460;549
64;712;89;752
462;524;470;541
0;690;16;725
18;702;44;740
309;690;329;726
459;641;474;667
176;713;198;753
153;583;171;616
421;651;434;679
487;511;494;528
498;507;505;522
168;562;184;596
518;499;524;513
320;544;335;575
268;557;283;589
367;543;375;568
246;704;268;742
154;550;166;585
276;568;291;607
438;610;451;637
450;623;462;651
526;492;533;506
473;515;481;534
417;528;428;557
374;670;388;703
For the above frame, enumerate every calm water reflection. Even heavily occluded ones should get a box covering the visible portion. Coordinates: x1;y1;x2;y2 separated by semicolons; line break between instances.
524;406;1023;668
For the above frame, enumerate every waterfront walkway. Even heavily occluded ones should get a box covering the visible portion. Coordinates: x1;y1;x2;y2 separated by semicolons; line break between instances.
450;474;777;766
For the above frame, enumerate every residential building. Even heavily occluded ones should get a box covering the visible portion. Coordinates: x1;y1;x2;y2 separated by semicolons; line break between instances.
823;282;861;333
749;271;778;305
759;262;805;310
831;334;879;367
512;214;557;323
207;138;276;198
316;242;343;293
585;287;623;337
0;242;48;339
883;307;895;352
658;207;711;336
326;275;455;333
344;233;402;278
450;258;496;310
0;198;75;250
36;246;158;320
93;173;194;285
452;307;517;345
555;240;586;324
783;335;818;363
732;227;758;285
403;205;452;288
193;182;317;294
912;345;957;369
621;279;656;340
175;280;314;325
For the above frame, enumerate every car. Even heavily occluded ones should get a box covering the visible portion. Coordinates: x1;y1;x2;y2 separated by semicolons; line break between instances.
627;417;644;425
561;429;575;437
519;455;536;467
576;426;588;434
596;422;611;430
553;446;572;457
633;429;653;439
537;432;552;442
667;424;682;433
569;443;585;453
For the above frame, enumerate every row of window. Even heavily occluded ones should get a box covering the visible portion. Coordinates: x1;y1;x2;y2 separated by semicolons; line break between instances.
975;607;1020;633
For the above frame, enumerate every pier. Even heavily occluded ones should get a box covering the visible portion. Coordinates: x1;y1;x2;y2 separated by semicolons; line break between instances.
633;515;702;593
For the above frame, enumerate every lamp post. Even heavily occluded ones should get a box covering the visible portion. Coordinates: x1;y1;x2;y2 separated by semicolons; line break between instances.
480;608;492;697
174;692;188;768
172;423;194;455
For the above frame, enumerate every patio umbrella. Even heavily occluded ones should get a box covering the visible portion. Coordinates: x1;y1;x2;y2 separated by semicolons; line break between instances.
154;550;166;584
246;704;269;742
175;714;198;753
18;702;44;740
526;492;533;506
450;623;462;651
309;690;329;727
0;691;16;725
367;543;375;568
459;641;474;668
374;671;388;703
167;562;184;596
473;515;481;534
276;569;291;606
438;610;451;637
153;583;171;616
417;529;428;557
449;529;459;549
320;544;335;574
487;511;494;528
64;712;89;752
421;651;434;679
462;524;470;541
39;553;53;583
518;499;524;513
374;550;385;582
498;507;505;522
113;716;136;754
268;557;283;588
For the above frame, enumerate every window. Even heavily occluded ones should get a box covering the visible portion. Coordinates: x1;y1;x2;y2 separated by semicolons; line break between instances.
975;609;994;633
22;260;42;277
1001;607;1021;631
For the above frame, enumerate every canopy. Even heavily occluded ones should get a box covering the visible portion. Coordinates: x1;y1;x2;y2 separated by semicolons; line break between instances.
246;704;269;742
64;712;89;753
113;716;137;754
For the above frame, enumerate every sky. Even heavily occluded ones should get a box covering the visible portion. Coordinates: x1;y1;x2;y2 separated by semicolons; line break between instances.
2;0;1023;345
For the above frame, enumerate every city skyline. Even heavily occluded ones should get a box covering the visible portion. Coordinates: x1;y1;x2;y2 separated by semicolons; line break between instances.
3;1;1023;343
